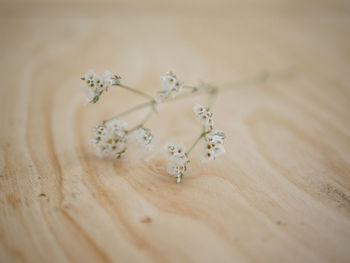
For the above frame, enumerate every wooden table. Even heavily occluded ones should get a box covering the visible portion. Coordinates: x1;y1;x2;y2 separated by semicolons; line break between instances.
1;0;350;262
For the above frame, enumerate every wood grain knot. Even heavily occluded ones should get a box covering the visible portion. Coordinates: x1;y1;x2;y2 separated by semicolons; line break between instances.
140;217;152;223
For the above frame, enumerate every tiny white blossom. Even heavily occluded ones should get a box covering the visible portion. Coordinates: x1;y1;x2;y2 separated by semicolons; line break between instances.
101;71;113;91
89;120;128;159
134;128;153;147
164;143;188;182
84;69;96;86
192;104;213;128
192;103;206;115
96;136;125;159
165;143;176;158
93;125;107;139
167;158;187;183
83;84;100;104
165;143;187;161
157;71;183;102
201;130;226;162
105;120;127;137
167;158;186;175
207;129;226;141
201;150;216;163
82;69;113;104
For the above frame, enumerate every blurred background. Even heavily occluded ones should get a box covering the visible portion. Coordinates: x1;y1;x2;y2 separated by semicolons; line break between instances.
2;0;349;144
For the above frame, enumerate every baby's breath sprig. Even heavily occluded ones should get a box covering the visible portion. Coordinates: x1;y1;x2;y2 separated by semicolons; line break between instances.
81;70;113;104
89;120;128;159
165;143;189;183
82;70;159;158
156;71;184;103
164;103;226;183
81;68;294;181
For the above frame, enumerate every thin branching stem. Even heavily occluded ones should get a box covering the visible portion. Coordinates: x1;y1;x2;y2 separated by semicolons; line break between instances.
126;107;155;133
164;68;296;104
186;126;209;156
104;68;296;131
103;101;155;124
206;88;218;109
115;84;154;100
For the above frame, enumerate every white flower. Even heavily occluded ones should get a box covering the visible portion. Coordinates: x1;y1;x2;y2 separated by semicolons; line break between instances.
192;104;206;115
201;130;226;162
164;143;188;182
93;125;107;139
157;71;183;102
134;128;153;147
84;69;95;86
101;71;113;91
207;129;226;141
105;120;127;137
167;156;188;183
192;104;213;128
89;120;128;159
82;70;113;104
165;143;187;161
167;158;186;175
96;135;126;159
83;83;100;104
167;158;187;183
201;149;216;163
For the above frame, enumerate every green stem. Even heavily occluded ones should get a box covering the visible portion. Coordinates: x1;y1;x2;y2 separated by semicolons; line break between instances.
219;68;296;92
163;87;211;103
186;127;208;156
164;68;296;104
104;69;295;126
103;101;154;124
126;107;155;133
206;88;218;109
115;84;154;100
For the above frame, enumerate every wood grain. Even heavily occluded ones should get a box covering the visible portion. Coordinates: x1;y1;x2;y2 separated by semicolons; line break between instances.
1;0;350;262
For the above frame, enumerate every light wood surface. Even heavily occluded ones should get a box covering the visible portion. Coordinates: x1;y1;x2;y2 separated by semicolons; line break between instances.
1;0;350;262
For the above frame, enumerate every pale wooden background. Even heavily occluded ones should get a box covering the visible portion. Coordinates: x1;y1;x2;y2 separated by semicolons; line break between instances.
1;0;350;262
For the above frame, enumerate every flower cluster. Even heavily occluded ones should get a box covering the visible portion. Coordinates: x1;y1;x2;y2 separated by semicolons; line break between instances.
156;71;184;103
165;143;189;183
81;69;226;183
89;122;155;157
201;130;226;162
192;104;214;128
164;103;225;182
134;128;153;148
89;120;128;159
192;104;225;162
81;70;115;104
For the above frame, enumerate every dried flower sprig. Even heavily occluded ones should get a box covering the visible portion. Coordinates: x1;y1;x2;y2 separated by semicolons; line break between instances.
164;143;188;183
81;68;295;181
134;127;153;148
82;70;159;159
156;71;184;103
89;120;128;159
164;104;225;183
81;70;114;104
